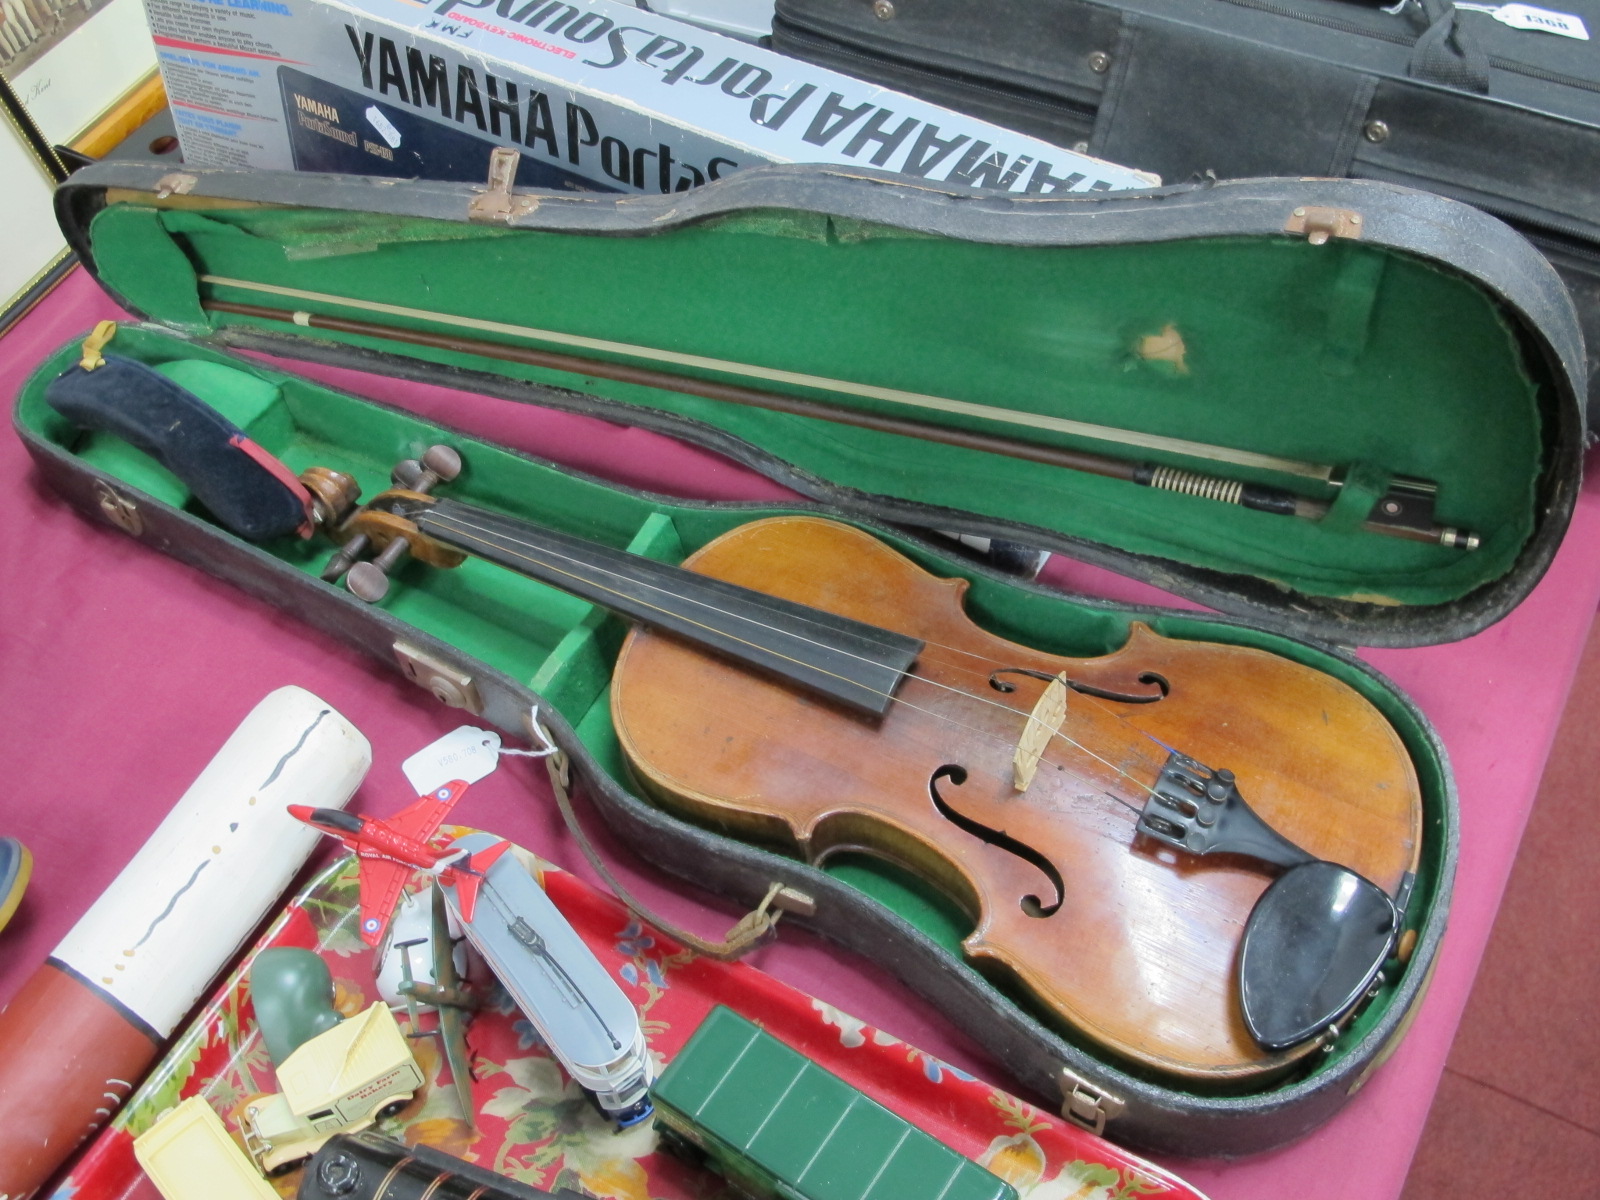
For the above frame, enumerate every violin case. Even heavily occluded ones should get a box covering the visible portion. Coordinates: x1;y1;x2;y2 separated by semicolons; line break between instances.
770;0;1600;425
14;158;1586;1156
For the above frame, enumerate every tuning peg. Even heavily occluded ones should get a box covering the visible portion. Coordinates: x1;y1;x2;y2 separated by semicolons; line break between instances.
345;561;391;603
393;445;462;491
335;445;461;602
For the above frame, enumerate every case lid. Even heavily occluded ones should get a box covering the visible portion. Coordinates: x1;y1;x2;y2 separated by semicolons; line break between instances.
54;159;1585;647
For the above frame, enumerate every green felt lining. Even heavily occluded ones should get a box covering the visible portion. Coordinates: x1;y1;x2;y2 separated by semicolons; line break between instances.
16;325;1448;1096
83;199;1546;608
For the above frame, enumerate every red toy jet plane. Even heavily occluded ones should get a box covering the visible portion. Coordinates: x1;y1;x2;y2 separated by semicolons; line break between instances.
289;781;509;946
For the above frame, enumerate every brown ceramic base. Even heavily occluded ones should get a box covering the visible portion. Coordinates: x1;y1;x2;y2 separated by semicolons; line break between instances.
0;961;160;1198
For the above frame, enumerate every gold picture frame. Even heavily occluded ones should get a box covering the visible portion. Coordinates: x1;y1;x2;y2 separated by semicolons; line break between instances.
0;69;71;332
2;0;156;143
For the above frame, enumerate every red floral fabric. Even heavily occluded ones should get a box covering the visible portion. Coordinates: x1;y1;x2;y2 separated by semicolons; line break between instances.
56;840;1204;1200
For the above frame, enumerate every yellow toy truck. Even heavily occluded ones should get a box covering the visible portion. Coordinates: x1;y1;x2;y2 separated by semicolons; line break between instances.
242;1000;423;1174
134;1096;279;1200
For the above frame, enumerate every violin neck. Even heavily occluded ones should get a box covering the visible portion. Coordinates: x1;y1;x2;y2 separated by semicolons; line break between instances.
408;499;922;717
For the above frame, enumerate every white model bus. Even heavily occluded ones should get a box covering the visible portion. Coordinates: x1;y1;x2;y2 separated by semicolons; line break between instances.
439;834;653;1124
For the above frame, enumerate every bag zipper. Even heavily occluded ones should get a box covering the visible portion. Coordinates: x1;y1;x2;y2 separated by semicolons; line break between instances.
1215;0;1600;95
773;18;1102;123
1357;158;1600;248
779;4;1600;212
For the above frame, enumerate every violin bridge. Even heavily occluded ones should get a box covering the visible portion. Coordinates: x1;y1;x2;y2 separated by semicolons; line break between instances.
1013;673;1070;792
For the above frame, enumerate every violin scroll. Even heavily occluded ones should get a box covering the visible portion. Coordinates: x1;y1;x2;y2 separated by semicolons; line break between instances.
299;466;362;533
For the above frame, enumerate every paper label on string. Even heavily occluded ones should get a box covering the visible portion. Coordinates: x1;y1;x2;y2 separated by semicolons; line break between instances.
403;726;503;796
1498;4;1587;37
1462;3;1590;38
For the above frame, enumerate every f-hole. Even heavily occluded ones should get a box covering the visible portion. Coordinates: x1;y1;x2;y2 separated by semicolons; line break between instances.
989;667;1168;704
929;764;1064;918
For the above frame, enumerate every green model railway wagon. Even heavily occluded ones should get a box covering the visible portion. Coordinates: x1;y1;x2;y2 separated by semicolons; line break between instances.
652;1008;1018;1200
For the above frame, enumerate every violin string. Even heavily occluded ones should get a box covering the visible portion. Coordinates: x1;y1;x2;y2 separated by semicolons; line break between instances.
425;500;1161;748
418;506;1161;810
892;644;1169;740
424;507;1157;811
439;513;1180;759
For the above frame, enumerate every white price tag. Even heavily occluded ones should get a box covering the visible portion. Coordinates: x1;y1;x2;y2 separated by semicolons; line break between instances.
1457;3;1589;39
365;105;404;147
402;726;503;796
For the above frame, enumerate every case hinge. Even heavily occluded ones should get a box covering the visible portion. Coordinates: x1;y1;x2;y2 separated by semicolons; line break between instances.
1057;1066;1126;1136
393;640;483;714
154;173;198;200
469;147;538;223
1284;206;1364;245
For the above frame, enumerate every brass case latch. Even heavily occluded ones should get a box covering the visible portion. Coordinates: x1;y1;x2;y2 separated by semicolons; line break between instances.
1058;1066;1126;1135
94;481;142;536
394;640;483;714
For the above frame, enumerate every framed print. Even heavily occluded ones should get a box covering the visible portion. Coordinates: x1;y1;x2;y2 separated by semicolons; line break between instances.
0;71;71;332
2;0;156;143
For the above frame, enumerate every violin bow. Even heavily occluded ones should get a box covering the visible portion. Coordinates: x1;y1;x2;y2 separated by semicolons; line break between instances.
199;277;1479;551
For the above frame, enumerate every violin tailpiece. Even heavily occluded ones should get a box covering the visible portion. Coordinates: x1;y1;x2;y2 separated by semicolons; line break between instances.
1136;754;1315;871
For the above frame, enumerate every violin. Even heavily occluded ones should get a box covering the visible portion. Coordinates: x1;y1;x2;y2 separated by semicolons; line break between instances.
332;466;1421;1089
607;514;1420;1086
45;355;1423;1090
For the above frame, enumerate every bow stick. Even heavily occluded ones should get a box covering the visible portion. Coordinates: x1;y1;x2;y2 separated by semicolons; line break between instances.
199;277;1478;550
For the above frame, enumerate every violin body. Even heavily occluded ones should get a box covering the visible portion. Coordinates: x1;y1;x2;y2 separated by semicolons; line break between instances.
612;516;1422;1087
